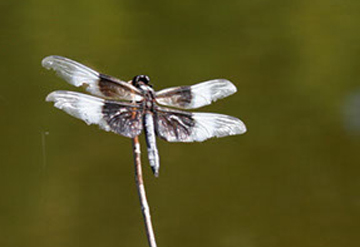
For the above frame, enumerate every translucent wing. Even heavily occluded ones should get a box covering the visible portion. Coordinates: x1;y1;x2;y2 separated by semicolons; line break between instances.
42;55;143;101
155;79;237;109
154;107;246;142
46;91;143;138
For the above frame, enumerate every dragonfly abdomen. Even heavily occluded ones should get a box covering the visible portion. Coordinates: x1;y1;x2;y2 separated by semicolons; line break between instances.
144;113;160;176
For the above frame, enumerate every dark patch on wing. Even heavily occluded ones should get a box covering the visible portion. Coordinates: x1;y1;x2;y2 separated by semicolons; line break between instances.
155;86;193;108
102;101;143;138
99;74;142;100
154;107;196;142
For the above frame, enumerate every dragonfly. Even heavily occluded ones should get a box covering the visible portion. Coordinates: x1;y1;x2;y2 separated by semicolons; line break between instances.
43;56;247;176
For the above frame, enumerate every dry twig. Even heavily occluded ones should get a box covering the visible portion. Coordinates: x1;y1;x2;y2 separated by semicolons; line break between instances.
132;136;157;247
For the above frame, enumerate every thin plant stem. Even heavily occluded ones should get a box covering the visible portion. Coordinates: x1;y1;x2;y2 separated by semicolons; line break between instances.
132;136;158;247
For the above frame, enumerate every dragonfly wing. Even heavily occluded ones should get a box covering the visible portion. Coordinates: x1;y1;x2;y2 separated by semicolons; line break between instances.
42;55;143;101
155;107;246;142
46;90;143;138
155;79;237;109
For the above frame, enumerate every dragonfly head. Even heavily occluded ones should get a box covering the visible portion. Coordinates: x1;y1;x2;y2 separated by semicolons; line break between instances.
132;75;151;88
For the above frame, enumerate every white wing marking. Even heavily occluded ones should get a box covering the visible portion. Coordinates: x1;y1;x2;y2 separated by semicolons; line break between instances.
46;90;111;131
42;56;100;90
155;79;237;109
189;113;246;142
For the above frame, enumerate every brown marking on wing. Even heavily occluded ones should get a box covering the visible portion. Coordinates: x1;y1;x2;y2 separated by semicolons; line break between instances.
155;108;195;141
98;74;142;100
102;102;143;138
155;86;193;108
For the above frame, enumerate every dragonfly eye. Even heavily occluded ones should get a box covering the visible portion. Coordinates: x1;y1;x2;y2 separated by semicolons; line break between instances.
132;75;151;87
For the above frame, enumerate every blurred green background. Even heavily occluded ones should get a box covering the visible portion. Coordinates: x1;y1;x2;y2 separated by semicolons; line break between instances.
1;0;360;247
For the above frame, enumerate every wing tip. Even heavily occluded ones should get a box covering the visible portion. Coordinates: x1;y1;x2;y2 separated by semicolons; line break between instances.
45;90;69;103
45;91;57;102
229;81;237;94
228;116;247;135
42;55;58;69
236;120;247;135
207;78;237;96
42;55;69;69
220;79;237;94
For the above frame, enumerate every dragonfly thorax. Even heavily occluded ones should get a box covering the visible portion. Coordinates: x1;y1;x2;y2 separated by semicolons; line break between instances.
142;89;156;110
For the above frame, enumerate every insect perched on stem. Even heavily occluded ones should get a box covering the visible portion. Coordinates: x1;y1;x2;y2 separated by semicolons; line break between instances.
43;56;247;176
